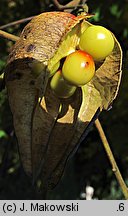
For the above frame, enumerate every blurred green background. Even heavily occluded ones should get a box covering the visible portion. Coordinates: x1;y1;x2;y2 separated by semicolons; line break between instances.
0;0;128;200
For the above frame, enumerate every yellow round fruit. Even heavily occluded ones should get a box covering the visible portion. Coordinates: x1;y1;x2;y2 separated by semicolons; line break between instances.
79;25;114;61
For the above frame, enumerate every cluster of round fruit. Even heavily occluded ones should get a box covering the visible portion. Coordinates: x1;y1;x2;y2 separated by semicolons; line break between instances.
50;25;115;98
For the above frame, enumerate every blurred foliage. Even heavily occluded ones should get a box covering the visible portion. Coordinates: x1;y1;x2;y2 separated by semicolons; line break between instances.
0;0;128;200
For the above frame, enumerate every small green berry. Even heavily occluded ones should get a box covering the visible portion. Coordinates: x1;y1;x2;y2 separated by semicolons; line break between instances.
50;70;76;98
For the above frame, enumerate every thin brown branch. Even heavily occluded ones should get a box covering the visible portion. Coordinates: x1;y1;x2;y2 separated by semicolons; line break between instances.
0;30;19;42
51;0;81;10
95;119;128;200
0;16;36;30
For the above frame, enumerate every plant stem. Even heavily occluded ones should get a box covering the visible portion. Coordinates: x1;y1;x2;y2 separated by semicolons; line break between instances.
95;119;128;200
0;16;35;30
0;30;19;41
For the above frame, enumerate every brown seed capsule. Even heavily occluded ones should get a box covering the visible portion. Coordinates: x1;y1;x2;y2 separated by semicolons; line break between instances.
5;12;122;190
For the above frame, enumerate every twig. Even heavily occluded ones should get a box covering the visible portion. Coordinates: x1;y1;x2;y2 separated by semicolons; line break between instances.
0;16;35;30
51;0;81;10
0;29;19;41
95;119;128;200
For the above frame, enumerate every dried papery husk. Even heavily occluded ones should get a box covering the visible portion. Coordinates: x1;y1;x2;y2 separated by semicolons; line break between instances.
5;12;122;189
5;12;86;176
